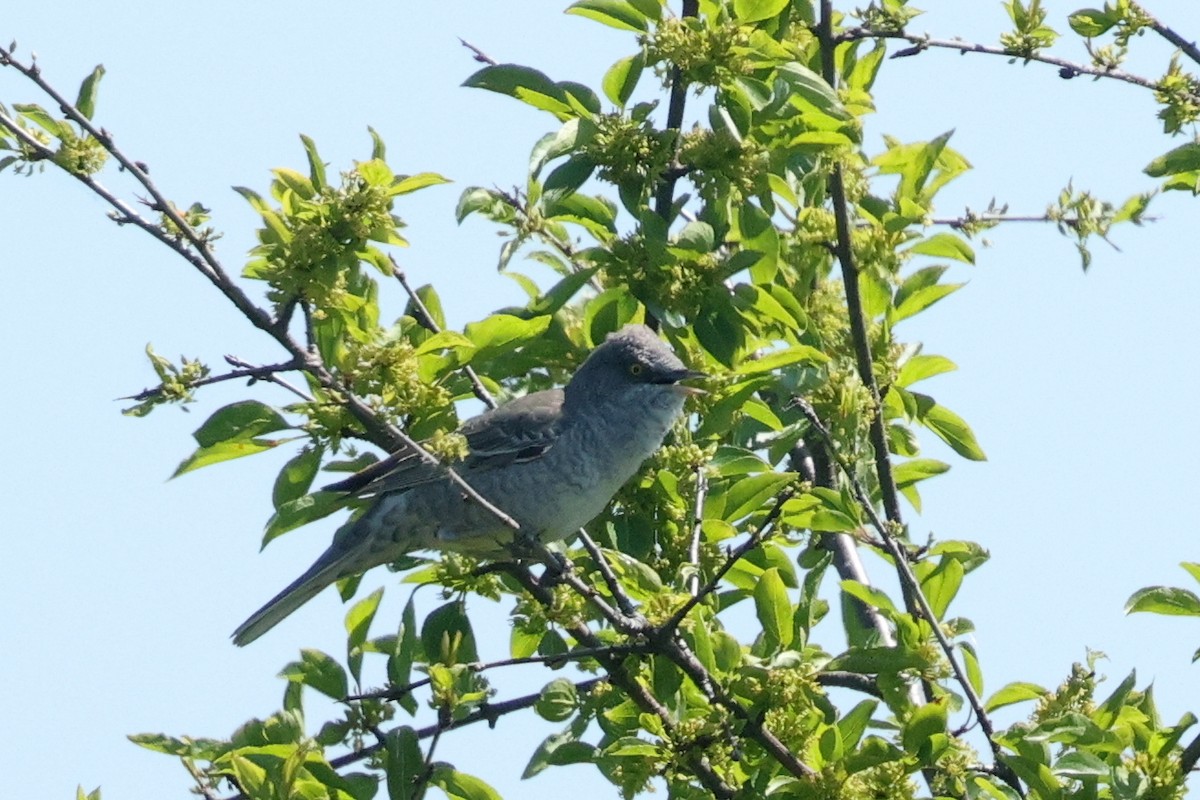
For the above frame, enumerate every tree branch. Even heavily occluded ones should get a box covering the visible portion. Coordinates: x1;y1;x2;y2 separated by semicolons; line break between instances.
792;397;1021;793
343;644;647;703
121;357;308;404
510;564;737;798
838;27;1190;100
1142;13;1200;69
0;46;535;560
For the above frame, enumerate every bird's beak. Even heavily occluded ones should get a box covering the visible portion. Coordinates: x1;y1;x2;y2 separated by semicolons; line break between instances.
669;368;709;396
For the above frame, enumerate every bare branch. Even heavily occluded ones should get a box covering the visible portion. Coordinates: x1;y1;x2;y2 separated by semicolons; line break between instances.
576;531;640;617
792;397;1020;793
343;644;648;703
662;485;797;634
458;38;498;67
687;465;708;596
120;357;309;404
390;255;497;410
1142;14;1200;68
838;27;1195;102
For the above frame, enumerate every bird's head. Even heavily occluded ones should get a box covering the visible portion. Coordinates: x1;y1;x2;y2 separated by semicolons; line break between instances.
564;324;707;408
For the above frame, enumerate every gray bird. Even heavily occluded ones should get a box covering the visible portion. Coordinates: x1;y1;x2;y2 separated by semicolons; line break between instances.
232;324;705;645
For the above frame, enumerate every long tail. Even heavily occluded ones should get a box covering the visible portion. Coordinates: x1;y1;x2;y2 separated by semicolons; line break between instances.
232;500;405;645
231;548;351;646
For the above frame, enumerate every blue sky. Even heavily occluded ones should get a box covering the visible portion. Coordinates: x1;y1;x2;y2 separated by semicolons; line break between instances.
3;2;1199;798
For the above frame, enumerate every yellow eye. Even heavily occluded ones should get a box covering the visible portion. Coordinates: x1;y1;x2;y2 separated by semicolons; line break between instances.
629;362;644;376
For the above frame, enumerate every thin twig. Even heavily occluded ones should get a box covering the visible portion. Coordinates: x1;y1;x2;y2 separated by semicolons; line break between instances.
838;27;1196;103
817;670;882;698
1143;15;1200;68
221;355;314;402
687;466;708;596
0;45;280;336
0;47;523;537
390;255;497;410
458;38;499;66
576;531;640;617
219;677;611;800
411;708;446;800
802;438;896;646
792;397;1020;792
120;358;305;403
343;644;648;702
659;633;817;780
510;565;737;798
662;485;797;634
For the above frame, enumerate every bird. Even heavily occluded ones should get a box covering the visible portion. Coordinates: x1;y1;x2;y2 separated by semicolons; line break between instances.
232;324;706;645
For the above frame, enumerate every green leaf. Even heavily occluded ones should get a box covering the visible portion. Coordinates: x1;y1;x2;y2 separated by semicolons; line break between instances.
280;649;349;700
1067;9;1116;37
1054;750;1109;778
173;437;296;479
543;154;596;197
262;491;345;547
273;446;323;510
754;567;793;650
984;681;1047;712
1125;586;1200;616
827;646;927;674
911;392;987;461
391;171;451;196
565;0;650;31
1145;142;1200;178
733;0;788;23
464;64;574;117
734;201;780;282
960;642;984;697
920;557;964;618
192;400;290;447
733;344;829;375
674;220;715;253
838;700;880;750
839;580;900;617
430;766;503;800
892;458;950;491
466;312;551;350
385;727;423;800
534;678;579;722
299;134;327;192
902;700;949;752
1092;670;1136;729
776;63;849;120
709;471;795;522
897;354;957;387
523;731;599;778
602;51;646;107
905;232;975;264
420;601;478;664
75;65;105;120
13;103;69;139
345;588;384;683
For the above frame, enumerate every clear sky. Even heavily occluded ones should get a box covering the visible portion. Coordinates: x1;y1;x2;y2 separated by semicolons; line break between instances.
3;2;1199;798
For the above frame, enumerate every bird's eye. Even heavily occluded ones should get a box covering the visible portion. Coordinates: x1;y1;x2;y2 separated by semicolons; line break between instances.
629;362;644;376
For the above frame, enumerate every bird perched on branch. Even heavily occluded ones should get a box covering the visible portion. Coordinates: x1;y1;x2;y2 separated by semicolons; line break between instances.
233;324;705;645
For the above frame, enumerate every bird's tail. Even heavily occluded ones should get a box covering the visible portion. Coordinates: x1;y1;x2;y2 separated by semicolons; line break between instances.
231;558;340;646
232;504;400;646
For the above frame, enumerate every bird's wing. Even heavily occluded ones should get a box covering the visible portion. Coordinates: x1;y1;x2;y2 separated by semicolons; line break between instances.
461;388;565;469
321;445;442;496
322;388;566;496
